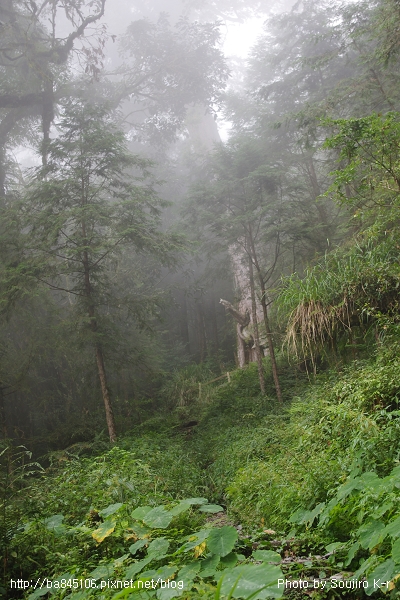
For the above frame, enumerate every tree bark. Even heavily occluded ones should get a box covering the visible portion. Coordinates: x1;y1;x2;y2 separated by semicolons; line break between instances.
196;300;207;362
0;109;26;199
95;345;117;443
81;195;117;442
220;299;249;368
248;253;266;395
41;76;54;167
247;231;283;402
210;296;219;354
0;386;7;439
259;291;283;402
179;293;190;352
236;323;247;367
0;148;5;200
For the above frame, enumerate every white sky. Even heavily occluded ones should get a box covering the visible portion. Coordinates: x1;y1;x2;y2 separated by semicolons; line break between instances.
218;17;265;141
222;18;265;58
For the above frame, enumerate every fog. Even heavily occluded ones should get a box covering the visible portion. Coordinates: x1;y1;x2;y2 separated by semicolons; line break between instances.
1;0;398;448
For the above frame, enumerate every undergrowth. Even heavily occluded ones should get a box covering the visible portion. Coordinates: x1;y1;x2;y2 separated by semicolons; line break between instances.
3;345;400;598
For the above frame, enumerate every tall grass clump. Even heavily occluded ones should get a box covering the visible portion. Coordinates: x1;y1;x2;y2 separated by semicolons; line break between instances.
278;233;400;367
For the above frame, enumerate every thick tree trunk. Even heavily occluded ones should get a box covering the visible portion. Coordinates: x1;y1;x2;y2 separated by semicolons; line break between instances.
247;231;283;402
236;323;247;367
248;255;265;395
220;298;249;368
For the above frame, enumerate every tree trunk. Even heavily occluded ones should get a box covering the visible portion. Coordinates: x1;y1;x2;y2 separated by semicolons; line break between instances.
259;291;283;403
248;254;265;394
306;156;332;248
0;147;5;199
236;323;247;367
210;296;219;354
95;345;117;443
41;77;54;167
81;216;117;443
196;300;207;362
220;298;249;368
180;293;190;352
0;386;7;439
247;231;283;402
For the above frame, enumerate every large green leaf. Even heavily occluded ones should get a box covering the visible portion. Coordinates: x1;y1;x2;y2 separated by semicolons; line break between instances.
90;564;115;580
366;559;395;596
358;520;385;550
125;556;153;579
45;514;66;535
154;566;177;580
180;529;211;552
220;552;239;568
147;537;170;559
207;526;238;557
219;564;284;599
132;506;153;520
169;501;192;516
392;538;400;564
199;504;224;513
384;515;400;538
152;567;179;600
252;551;281;563
344;542;360;567
157;587;181;600
353;555;379;581
200;553;220;577
130;522;152;539
129;539;148;555
143;506;173;529
178;561;200;581
100;503;124;517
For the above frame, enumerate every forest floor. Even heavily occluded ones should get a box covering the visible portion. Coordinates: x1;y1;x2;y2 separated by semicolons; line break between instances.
2;355;400;599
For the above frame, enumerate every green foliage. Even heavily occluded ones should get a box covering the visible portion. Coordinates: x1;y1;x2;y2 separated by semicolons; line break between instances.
6;346;400;598
3;440;284;600
0;444;43;592
324;112;400;209
16;99;185;440
30;440;206;522
6;0;400;596
278;231;400;363
160;363;218;411
290;464;400;593
225;348;400;530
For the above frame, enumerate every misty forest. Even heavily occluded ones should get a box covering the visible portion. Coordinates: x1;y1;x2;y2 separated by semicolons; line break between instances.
3;0;400;597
